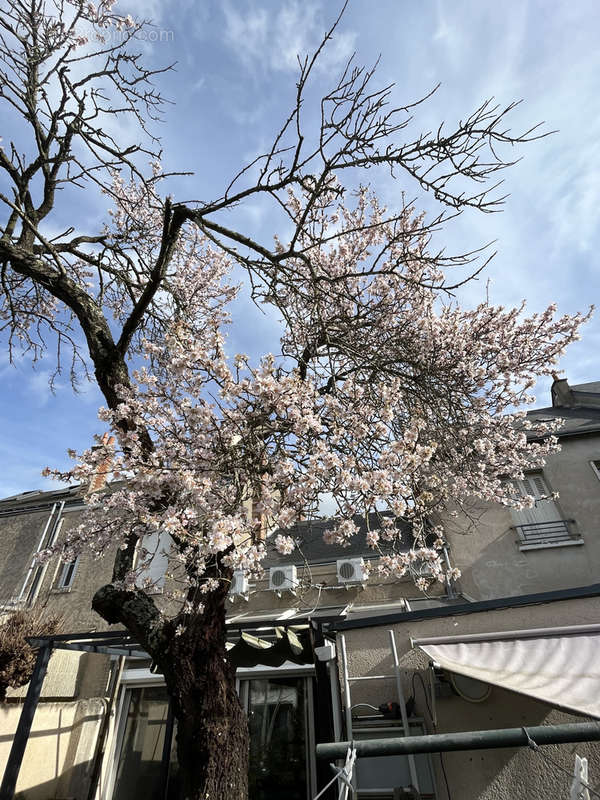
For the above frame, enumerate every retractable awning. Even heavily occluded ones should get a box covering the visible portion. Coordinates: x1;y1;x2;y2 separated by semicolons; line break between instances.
226;626;312;668
412;623;600;718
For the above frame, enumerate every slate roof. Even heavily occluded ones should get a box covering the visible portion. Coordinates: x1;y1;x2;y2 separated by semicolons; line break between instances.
527;380;600;438
263;512;414;568
0;484;83;516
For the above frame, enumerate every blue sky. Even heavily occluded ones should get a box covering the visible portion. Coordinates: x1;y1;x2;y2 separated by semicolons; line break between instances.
1;0;599;497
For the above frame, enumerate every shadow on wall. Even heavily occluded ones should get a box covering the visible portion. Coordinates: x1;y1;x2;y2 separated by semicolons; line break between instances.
0;703;104;800
421;678;598;800
466;527;595;600
13;759;93;800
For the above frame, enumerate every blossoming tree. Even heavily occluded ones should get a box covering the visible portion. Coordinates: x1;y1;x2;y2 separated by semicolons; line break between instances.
0;1;588;798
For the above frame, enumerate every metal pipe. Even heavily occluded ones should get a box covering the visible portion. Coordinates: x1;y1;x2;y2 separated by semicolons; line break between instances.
0;644;52;800
338;634;353;742
411;622;600;648
17;504;56;600
316;721;600;760
442;546;455;599
389;630;419;793
328;660;343;743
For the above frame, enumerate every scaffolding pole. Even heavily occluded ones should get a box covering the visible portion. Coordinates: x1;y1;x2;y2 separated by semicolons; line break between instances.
316;721;600;760
0;644;51;800
388;629;420;793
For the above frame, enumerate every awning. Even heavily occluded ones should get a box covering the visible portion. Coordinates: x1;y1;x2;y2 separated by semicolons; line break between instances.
226;626;313;668
413;623;600;719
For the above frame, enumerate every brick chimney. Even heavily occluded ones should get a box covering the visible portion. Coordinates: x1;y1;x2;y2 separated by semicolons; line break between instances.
89;433;115;493
551;373;575;408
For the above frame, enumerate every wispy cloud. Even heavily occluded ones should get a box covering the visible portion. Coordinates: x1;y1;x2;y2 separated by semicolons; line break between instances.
222;0;356;75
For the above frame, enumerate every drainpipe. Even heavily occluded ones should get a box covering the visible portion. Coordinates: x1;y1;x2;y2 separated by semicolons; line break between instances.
442;546;455;599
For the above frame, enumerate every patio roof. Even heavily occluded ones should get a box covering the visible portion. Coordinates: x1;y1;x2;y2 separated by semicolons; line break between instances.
26;610;345;660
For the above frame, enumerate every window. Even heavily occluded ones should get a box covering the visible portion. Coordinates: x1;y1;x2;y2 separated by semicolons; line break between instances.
18;503;65;605
111;685;178;800
110;673;317;800
244;676;313;800
55;557;79;590
135;530;171;593
590;460;600;481
510;473;581;550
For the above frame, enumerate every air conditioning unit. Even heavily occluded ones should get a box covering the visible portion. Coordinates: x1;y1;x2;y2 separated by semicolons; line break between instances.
337;558;367;584
269;564;297;592
230;570;249;597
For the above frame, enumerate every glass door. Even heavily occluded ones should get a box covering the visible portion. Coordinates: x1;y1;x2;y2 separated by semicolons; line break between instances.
243;675;313;800
111;685;179;800
110;676;314;800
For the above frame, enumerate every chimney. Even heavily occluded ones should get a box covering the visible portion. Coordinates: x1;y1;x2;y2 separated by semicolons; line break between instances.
89;433;115;493
551;373;575;408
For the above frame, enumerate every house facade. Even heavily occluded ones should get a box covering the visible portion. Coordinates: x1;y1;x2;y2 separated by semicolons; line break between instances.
1;376;599;800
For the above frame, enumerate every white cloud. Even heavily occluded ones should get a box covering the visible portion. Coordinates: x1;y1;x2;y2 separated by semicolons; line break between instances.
222;0;356;76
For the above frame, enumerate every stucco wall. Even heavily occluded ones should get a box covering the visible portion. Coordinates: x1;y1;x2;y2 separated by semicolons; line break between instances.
445;435;600;600
0;698;105;800
338;595;600;799
228;560;446;619
0;503;116;632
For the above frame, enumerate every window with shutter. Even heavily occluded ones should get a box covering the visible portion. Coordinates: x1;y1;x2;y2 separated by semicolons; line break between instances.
135;530;171;593
509;473;582;550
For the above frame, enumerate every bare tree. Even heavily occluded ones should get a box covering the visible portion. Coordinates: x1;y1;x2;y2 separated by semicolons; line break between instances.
0;2;579;799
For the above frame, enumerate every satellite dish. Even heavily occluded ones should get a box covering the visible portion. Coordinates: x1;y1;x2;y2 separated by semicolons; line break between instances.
449;672;492;702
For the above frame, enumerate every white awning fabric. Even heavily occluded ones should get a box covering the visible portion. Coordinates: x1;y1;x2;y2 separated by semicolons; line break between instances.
413;623;600;718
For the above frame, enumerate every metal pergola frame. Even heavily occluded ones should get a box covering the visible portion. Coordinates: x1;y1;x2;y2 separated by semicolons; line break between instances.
4;622;600;800
0;618;328;800
0;630;148;800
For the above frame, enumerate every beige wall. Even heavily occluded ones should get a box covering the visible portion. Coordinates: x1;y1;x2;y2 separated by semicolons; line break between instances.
228;560;445;619
0;503;116;632
339;595;600;800
0;699;105;800
445;435;600;600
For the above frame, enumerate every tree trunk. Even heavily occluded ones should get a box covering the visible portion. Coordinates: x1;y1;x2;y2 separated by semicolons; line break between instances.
162;596;249;800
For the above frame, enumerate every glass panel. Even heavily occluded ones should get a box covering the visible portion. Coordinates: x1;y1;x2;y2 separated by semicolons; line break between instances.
247;677;307;800
113;686;179;800
354;722;436;796
58;558;78;588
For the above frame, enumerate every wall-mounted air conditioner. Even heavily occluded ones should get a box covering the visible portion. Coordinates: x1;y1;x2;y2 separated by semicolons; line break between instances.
336;558;367;585
230;570;249;597
269;564;297;592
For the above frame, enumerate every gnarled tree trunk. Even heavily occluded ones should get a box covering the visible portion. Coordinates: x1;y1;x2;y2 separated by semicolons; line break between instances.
94;583;249;800
163;594;249;800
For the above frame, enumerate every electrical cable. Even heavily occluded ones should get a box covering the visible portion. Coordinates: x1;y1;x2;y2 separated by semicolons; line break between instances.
412;674;596;800
411;672;452;800
522;730;600;800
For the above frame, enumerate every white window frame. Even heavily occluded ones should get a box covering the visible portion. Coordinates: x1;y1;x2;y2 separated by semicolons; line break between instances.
104;662;317;800
54;556;79;590
510;473;582;551
134;530;171;594
18;502;65;606
590;460;600;481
